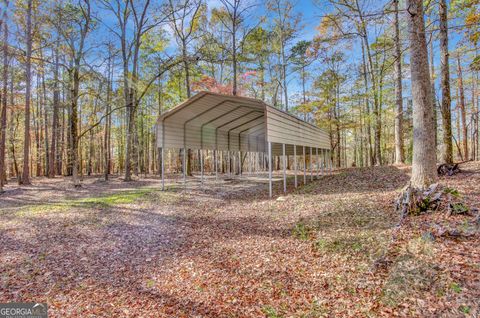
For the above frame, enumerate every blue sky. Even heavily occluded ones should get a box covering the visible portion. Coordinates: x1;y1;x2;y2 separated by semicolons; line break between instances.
89;0;469;107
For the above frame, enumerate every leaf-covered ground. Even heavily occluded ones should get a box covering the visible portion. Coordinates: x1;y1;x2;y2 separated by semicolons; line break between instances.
1;163;479;317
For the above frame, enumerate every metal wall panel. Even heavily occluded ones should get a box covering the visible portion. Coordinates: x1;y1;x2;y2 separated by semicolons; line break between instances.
156;92;330;154
266;106;330;150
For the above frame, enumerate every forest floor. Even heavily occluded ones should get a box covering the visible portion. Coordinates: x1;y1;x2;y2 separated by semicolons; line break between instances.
1;162;480;317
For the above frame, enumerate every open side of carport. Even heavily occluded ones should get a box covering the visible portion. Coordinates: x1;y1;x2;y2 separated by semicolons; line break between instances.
156;91;332;197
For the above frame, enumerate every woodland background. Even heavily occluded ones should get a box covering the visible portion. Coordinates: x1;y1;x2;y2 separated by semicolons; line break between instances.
0;0;479;189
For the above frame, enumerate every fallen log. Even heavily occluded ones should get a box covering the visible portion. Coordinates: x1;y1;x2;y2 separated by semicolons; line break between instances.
437;163;460;176
437;160;474;176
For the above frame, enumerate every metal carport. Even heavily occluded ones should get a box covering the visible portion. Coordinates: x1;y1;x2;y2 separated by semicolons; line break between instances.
156;91;332;197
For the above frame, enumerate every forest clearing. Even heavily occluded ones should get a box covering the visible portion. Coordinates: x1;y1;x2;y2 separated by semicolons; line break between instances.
1;0;480;316
1;162;479;317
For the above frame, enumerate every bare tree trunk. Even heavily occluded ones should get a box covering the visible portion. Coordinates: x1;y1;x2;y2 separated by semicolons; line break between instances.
123;67;132;181
0;4;9;191
301;65;306;104
183;44;191;98
21;0;33;185
125;98;134;181
232;9;237;96
182;43;193;176
35;75;41;177
439;0;453;164
335;84;341;167
8;68;18;179
67;0;91;187
260;64;266;101
355;0;381;165
59;85;65;175
393;0;404;164
49;41;60;178
118;1;132;181
104;45;113;181
429;36;438;155
65;69;73;176
280;34;288;111
40;52;49;177
87;92;98;176
358;100;364;167
407;0;438;188
123;0;151;181
70;67;81;187
476;66;479;161
125;73;139;180
361;42;373;166
455;90;462;160
456;55;469;160
474;69;479;160
372;86;382;165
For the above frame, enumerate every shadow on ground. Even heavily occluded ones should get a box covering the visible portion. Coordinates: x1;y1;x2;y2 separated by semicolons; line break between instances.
0;165;416;317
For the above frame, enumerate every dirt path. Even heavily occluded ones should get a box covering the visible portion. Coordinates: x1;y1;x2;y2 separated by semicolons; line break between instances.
0;164;479;317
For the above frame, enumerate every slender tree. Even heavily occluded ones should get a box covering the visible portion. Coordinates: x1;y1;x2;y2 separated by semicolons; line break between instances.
217;0;255;96
429;31;438;154
55;0;92;187
439;0;453;164
291;40;312;106
393;0;404;164
48;24;60;177
456;55;469;160
104;43;114;181
267;0;300;111
166;0;203;176
325;0;383;165
0;0;9;192
101;0;153;181
21;0;33;185
361;41;374;166
166;0;203;99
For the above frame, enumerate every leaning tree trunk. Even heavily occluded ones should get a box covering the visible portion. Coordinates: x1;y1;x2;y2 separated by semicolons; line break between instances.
407;0;438;188
439;0;453;164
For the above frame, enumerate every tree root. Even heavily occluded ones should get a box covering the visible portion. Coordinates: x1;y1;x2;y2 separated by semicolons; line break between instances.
374;183;476;273
395;183;442;216
431;224;476;240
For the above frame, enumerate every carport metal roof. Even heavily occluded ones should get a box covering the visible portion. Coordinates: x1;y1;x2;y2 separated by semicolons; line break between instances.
156;91;330;155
